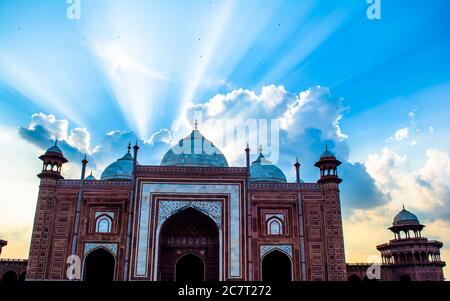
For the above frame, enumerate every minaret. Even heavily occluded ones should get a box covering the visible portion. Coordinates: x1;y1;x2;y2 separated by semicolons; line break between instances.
81;155;88;180
314;146;342;184
314;145;346;280
294;157;301;183
244;142;252;280
245;143;250;168
28;140;68;280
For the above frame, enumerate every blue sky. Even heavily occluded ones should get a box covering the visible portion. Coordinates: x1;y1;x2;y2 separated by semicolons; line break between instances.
0;0;449;275
1;0;449;141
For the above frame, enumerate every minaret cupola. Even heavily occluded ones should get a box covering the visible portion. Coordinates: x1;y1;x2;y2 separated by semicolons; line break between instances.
38;140;68;180
314;146;342;184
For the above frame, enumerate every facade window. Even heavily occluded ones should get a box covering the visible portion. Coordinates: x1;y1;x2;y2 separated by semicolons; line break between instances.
268;218;283;235
95;215;113;233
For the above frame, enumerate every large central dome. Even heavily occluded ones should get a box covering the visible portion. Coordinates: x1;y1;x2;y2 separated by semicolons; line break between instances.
160;130;229;167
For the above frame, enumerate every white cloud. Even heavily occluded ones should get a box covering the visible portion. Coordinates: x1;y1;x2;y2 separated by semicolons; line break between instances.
394;127;409;141
366;147;450;213
260;84;288;109
429;126;434;133
25;113;97;154
148;129;172;144
67;127;95;154
186;86;291;119
366;147;406;190
29;113;69;141
280;86;348;140
173;85;348;165
417;149;450;208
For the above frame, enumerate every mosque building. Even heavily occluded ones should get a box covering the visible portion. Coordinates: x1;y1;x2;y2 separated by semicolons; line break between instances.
0;125;443;281
24;126;347;281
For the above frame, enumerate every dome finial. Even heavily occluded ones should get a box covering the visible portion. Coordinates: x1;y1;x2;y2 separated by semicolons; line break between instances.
127;142;131;153
402;203;405;210
194;119;199;130
325;144;328;151
259;145;263;154
55;139;58;146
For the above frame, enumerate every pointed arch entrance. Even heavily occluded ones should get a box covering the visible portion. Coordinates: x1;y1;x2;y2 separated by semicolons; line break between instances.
176;253;205;281
261;250;292;281
83;248;115;281
158;207;219;281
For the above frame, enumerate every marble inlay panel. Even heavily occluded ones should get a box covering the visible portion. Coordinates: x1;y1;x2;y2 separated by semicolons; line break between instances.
259;244;293;259
84;242;118;256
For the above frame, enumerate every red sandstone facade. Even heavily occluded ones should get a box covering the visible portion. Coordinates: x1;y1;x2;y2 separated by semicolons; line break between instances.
25;131;347;281
26;165;346;281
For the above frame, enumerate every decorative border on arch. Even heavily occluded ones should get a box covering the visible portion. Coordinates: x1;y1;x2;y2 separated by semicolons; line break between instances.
259;244;293;259
158;200;222;229
84;242;118;257
95;212;115;219
134;182;242;279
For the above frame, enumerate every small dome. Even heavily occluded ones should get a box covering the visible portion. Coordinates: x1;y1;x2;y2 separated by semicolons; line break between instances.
320;146;336;159
393;207;420;225
250;153;287;183
160;130;228;167
45;140;63;154
46;145;62;154
101;151;134;180
85;172;96;181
